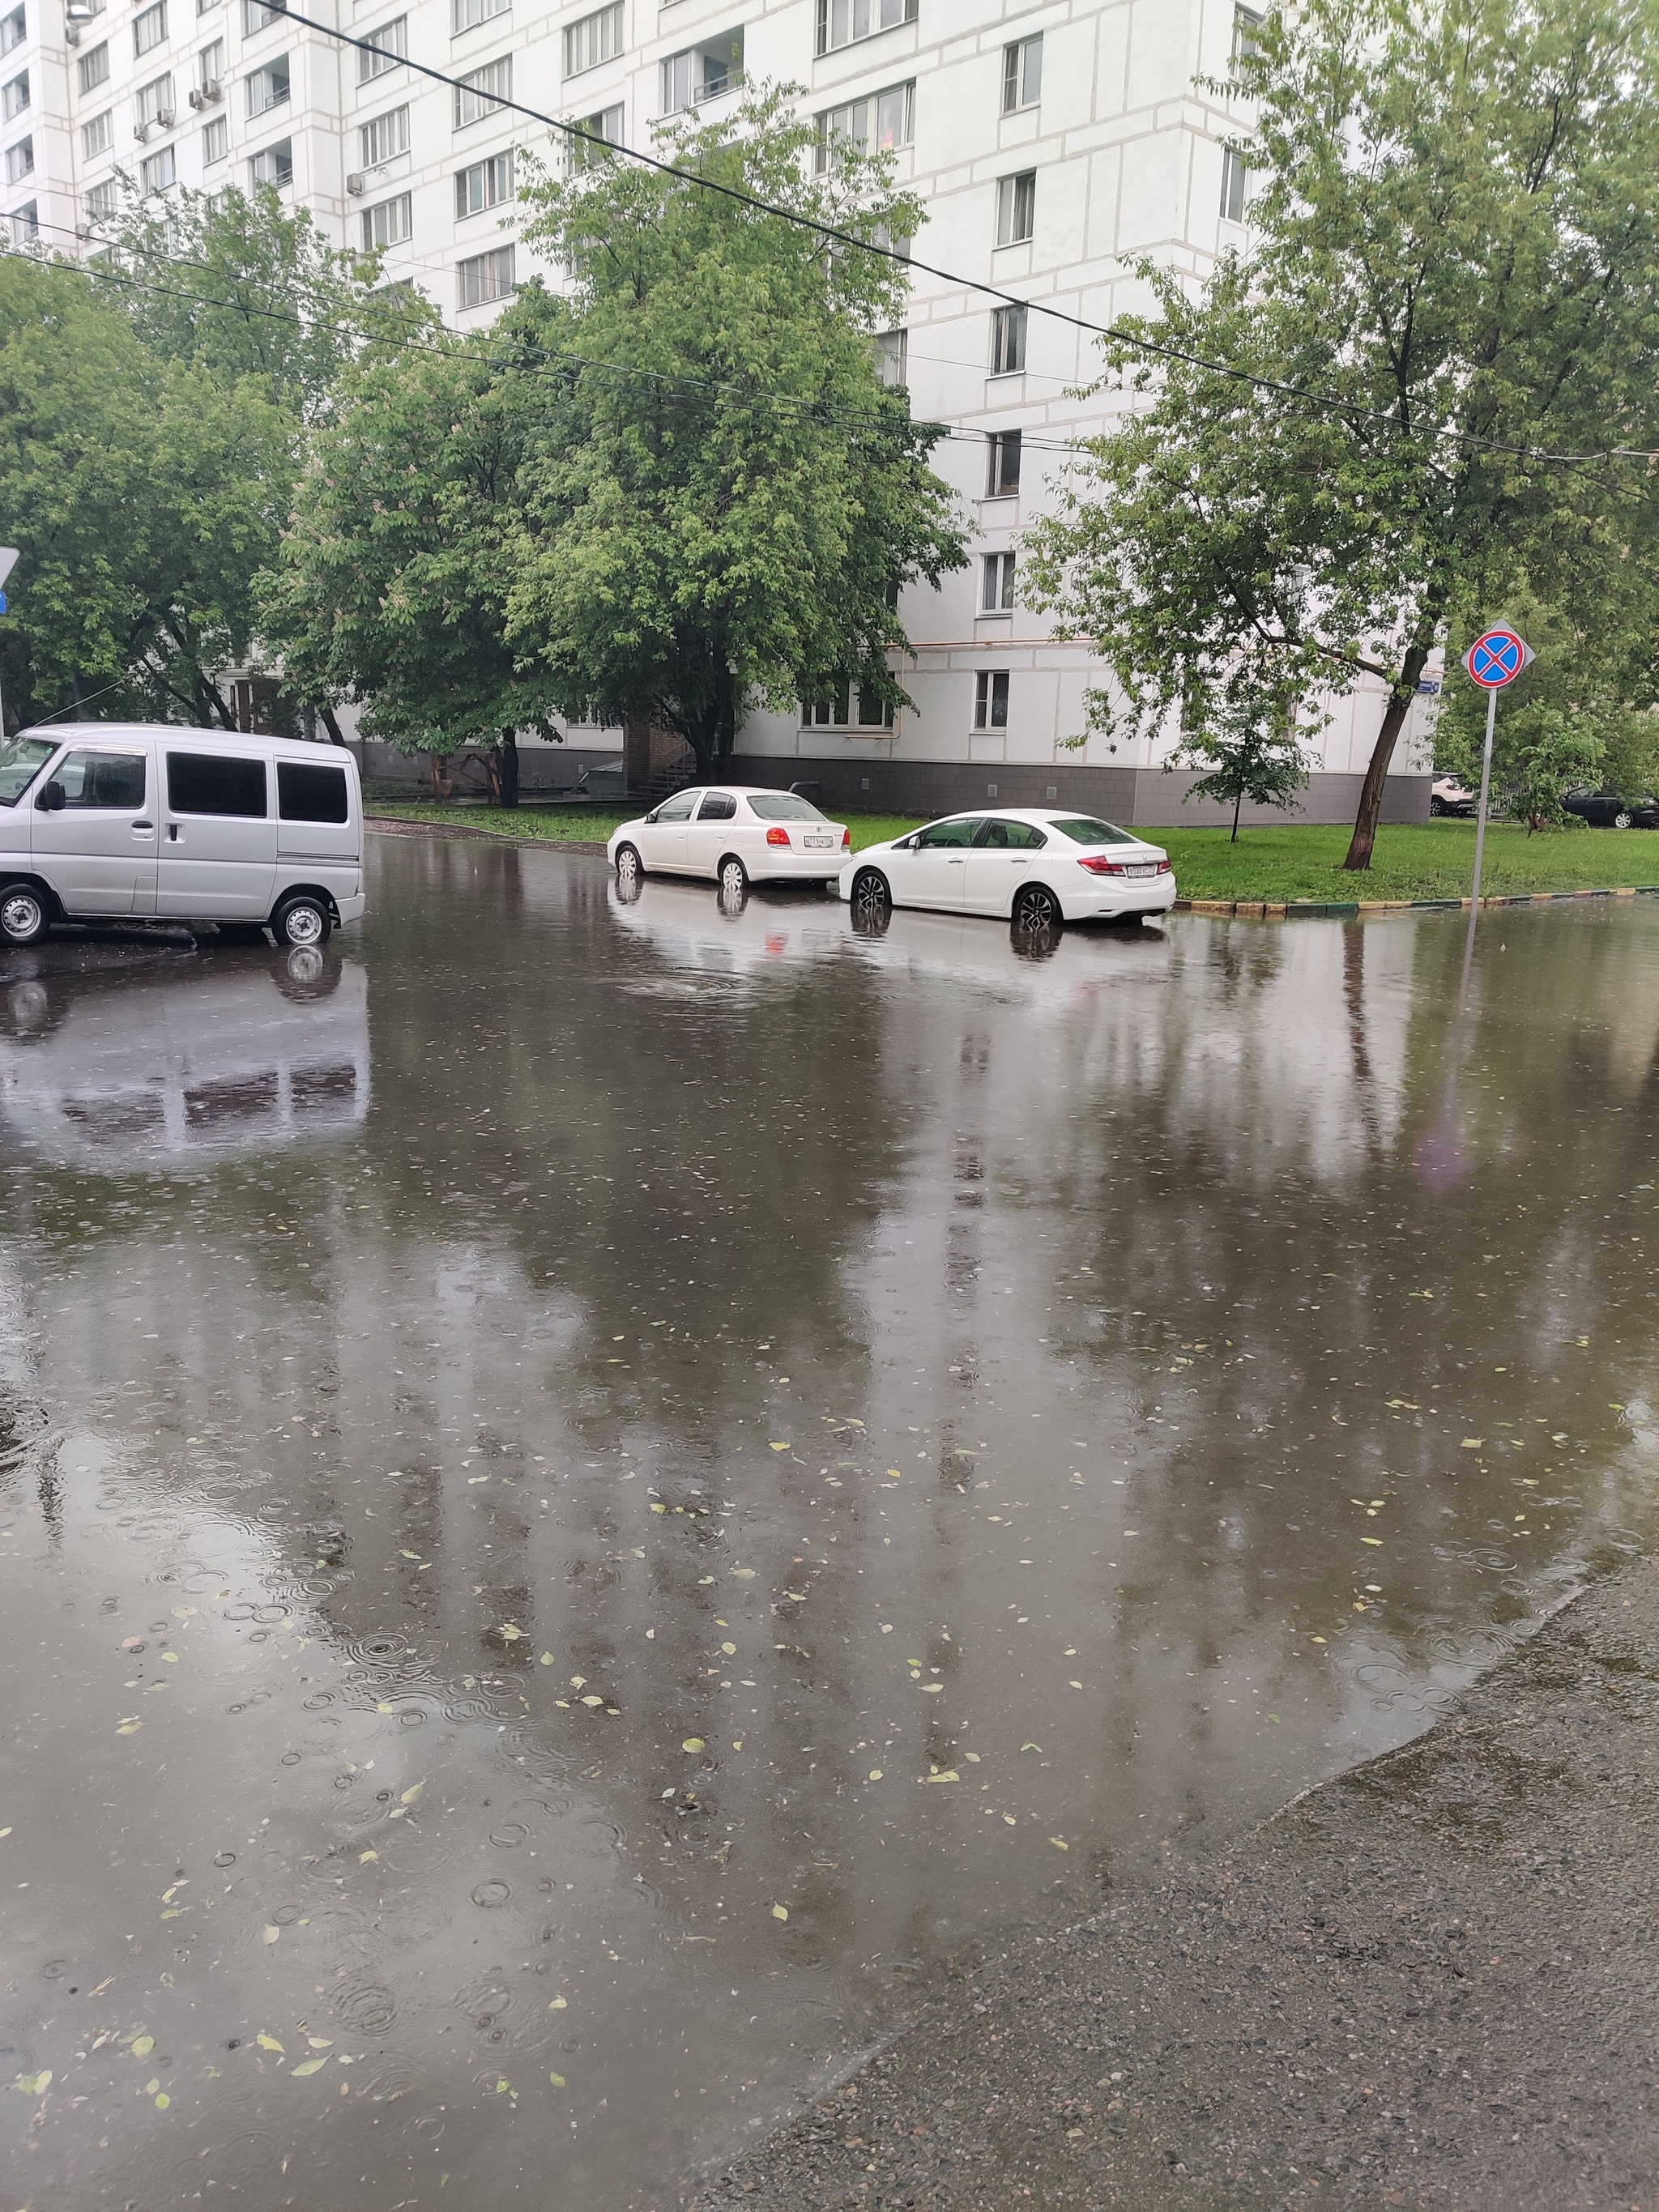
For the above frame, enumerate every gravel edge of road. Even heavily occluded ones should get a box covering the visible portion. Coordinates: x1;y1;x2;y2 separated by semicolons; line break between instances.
674;1554;1659;2212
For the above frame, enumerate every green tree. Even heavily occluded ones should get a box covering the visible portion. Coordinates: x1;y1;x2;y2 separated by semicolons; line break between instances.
501;86;967;778
1169;697;1309;841
1022;0;1659;872
258;293;571;802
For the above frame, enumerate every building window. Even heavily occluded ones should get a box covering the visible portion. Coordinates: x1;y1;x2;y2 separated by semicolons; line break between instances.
995;169;1034;247
569;100;622;165
249;134;291;184
194;36;223;87
0;9;23;56
134;71;173;127
357;15;406;82
1002;32;1042;113
86;176;117;216
245;0;284;27
454;0;507;28
661;30;743;115
10;197;35;240
201;111;225;160
989;302;1026;376
3;134;28;181
457;242;513;307
814;79;913;169
82;109;112;156
1;70;27;120
816;0;915;55
77;41;109;92
982;551;1016;612
1220;145;1247;222
454;147;510;213
563;1;621;78
360;188;409;248
139;143;176;189
1233;4;1263;64
134;1;166;54
801;686;893;731
359;102;407;165
454;53;509;126
245;53;288;113
987;428;1021;497
974;671;1009;730
873;329;906;388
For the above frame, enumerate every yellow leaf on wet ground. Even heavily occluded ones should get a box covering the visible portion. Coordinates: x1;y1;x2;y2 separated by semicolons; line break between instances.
548;1997;567;2010
360;1850;378;1864
548;2072;566;2087
1461;1438;1483;1450
256;2035;284;2053
262;1925;280;1945
682;1738;706;1753
400;1783;424;1804
771;1904;788;1920
15;2070;50;2095
770;1443;790;1452
290;2056;329;2078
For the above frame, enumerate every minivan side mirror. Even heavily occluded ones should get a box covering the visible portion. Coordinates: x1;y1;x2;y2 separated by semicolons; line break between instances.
35;782;66;812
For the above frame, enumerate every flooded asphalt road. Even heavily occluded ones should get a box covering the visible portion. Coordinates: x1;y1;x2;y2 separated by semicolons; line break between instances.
1;834;1657;2210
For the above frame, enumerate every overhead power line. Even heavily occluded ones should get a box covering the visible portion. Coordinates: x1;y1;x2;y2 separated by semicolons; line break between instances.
257;1;1646;473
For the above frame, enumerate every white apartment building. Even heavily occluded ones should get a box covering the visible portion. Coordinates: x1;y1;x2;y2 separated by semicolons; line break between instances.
4;0;1435;820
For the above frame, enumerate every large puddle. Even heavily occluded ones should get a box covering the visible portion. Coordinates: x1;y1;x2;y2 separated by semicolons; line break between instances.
2;837;1657;2207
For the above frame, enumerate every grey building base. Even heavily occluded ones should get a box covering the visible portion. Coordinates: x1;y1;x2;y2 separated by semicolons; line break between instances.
729;757;1431;829
358;741;625;799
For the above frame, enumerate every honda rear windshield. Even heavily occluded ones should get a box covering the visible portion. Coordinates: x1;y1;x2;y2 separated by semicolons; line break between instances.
1052;816;1138;846
747;795;827;821
0;735;58;805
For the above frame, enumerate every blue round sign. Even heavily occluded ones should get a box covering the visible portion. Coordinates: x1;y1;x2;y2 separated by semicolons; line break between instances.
1464;626;1533;690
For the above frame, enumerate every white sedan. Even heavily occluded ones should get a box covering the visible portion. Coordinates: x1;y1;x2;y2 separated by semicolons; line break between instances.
608;786;851;897
839;808;1176;927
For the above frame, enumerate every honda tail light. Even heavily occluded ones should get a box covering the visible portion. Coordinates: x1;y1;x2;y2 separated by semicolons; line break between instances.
766;826;791;847
1077;855;1127;876
1158;859;1172;873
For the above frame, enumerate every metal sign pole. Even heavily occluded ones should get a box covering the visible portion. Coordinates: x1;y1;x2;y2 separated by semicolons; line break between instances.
1469;684;1499;909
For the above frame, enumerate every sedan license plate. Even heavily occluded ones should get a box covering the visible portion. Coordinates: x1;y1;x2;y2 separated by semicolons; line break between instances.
1124;863;1159;879
804;835;834;850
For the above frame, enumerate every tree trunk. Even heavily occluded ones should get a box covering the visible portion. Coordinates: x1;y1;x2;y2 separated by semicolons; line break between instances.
1341;641;1432;871
498;730;519;808
1231;786;1243;843
714;663;737;778
622;714;651;797
427;752;452;802
319;704;350;750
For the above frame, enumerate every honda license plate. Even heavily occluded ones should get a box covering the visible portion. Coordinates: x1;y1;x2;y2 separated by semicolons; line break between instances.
1125;863;1159;879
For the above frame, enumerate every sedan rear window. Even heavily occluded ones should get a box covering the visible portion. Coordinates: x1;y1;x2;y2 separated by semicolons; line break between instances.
0;735;57;805
1052;816;1138;846
168;751;267;819
747;795;826;821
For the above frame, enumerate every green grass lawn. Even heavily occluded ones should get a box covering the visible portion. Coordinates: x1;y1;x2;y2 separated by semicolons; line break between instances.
366;802;1659;902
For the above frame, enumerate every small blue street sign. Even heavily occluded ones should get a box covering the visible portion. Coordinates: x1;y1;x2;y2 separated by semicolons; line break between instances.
1464;626;1533;690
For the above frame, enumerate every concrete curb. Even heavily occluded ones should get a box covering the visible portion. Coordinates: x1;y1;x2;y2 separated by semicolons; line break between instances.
1174;884;1659;919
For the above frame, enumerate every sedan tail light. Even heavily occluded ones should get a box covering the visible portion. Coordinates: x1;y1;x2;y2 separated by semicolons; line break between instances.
1077;855;1128;876
841;826;851;848
766;826;791;848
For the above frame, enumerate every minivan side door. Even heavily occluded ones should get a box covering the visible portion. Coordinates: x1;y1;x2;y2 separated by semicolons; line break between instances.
159;748;277;918
30;741;158;915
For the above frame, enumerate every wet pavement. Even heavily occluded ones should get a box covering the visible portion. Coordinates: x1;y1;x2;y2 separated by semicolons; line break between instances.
1;836;1657;2210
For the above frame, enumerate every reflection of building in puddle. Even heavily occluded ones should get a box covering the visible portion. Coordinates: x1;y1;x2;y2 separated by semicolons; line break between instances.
0;951;369;1162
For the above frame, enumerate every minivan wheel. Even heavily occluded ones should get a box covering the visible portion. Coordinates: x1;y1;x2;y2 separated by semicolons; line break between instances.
0;885;49;947
719;856;748;900
615;842;642;885
271;893;331;948
1013;884;1061;931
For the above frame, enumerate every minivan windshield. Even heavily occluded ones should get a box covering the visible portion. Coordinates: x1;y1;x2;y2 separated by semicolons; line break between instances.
0;736;58;806
747;795;827;821
1052;816;1139;846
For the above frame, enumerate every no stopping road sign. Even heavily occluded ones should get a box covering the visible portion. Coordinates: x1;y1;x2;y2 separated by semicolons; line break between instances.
1464;627;1534;689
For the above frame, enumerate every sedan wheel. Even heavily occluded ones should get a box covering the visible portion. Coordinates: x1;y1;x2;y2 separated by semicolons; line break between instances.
1013;883;1061;931
851;867;890;920
615;842;642;884
1616;811;1634;829
719;856;748;900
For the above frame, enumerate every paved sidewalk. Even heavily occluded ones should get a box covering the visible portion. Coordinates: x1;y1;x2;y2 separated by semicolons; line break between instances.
682;1558;1659;2212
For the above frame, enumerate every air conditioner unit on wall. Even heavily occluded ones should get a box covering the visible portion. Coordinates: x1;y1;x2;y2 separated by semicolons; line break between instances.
134;119;151;141
154;105;174;127
188;86;204;108
346;172;365;194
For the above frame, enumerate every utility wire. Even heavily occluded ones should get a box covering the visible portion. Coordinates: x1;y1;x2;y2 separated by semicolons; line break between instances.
257;1;1650;472
20;213;1087;458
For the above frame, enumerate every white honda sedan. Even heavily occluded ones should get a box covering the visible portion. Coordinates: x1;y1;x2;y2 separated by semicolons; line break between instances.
839;808;1176;927
608;786;851;897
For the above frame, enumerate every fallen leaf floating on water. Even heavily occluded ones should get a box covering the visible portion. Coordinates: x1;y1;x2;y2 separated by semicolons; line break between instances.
1461;1439;1483;1451
770;1443;790;1453
400;1783;424;1805
256;2035;284;2053
499;1625;522;1641
548;1997;567;2010
682;1738;706;1754
130;2036;156;2058
15;2071;51;2095
262;1925;280;1945
290;2056;329;2078
116;1719;142;1737
771;1904;788;1920
548;2072;567;2088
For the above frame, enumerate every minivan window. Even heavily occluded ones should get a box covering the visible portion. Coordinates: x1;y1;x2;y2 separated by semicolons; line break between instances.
167;751;267;818
50;749;147;809
277;759;350;825
0;735;56;804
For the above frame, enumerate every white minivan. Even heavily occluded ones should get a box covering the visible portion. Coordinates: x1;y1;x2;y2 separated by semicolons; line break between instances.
0;723;366;948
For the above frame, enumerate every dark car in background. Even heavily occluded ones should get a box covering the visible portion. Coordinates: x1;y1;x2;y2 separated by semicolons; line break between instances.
1563;788;1659;829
